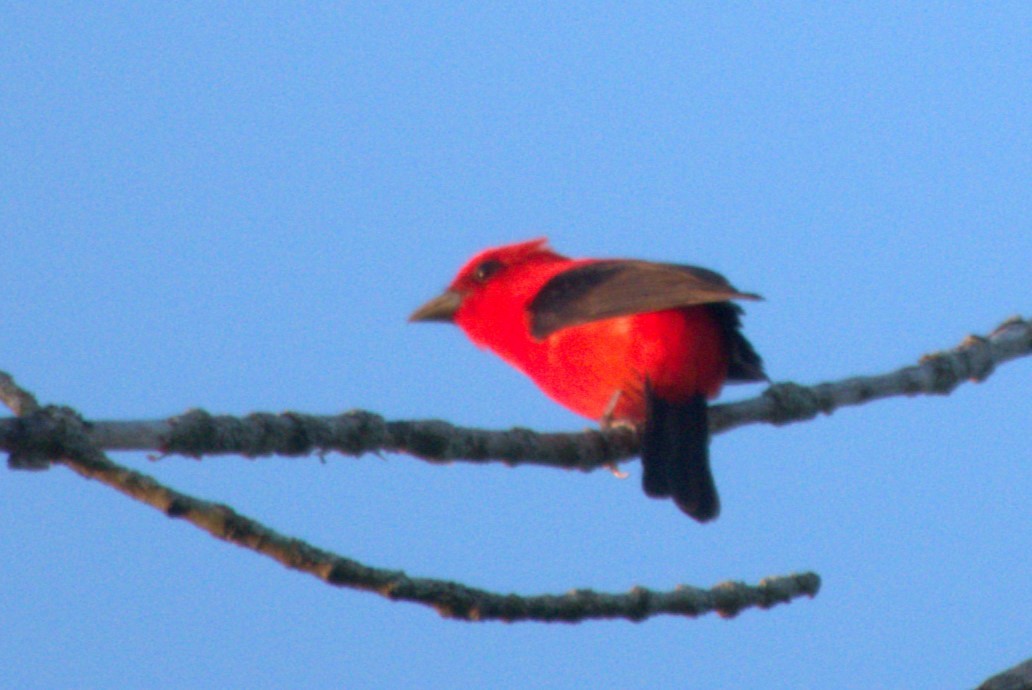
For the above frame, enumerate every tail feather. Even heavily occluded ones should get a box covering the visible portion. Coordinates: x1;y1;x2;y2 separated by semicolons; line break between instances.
641;388;720;522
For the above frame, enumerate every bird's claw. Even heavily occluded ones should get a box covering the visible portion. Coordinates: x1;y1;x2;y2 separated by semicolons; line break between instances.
605;463;629;479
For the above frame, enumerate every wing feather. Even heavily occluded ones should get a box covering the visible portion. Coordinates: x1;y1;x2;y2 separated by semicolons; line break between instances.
528;260;761;339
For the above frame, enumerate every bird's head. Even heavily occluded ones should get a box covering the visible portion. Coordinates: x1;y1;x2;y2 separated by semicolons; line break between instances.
408;238;564;325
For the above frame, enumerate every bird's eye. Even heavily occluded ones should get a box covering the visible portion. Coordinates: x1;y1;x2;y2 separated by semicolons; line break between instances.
473;259;504;282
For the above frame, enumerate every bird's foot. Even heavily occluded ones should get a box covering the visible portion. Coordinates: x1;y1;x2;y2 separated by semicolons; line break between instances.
605;463;629;479
599;390;624;429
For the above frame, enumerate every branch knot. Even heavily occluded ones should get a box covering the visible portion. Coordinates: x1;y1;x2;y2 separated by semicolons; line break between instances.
761;382;823;425
8;405;91;471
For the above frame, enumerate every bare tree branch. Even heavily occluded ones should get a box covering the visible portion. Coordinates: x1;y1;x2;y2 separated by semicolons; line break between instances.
2;316;1028;469
0;375;819;622
977;658;1032;690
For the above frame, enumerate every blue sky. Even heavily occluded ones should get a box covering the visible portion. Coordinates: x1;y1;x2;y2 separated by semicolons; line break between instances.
1;4;1029;688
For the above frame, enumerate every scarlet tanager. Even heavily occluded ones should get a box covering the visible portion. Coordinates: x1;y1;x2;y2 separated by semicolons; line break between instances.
409;238;766;522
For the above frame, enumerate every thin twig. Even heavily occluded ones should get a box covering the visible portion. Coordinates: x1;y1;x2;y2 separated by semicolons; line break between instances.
977;657;1032;690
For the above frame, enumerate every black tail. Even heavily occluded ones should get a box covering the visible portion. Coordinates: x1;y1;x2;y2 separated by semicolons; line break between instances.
641;388;720;522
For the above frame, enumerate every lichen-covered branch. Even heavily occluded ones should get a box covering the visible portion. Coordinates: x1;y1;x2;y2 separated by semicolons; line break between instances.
2;316;1028;471
0;377;818;622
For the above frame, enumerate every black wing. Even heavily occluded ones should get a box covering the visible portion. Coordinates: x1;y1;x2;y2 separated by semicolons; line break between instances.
706;302;768;383
528;260;761;340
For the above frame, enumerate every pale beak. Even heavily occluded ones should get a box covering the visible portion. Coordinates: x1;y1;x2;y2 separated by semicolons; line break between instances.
409;289;463;323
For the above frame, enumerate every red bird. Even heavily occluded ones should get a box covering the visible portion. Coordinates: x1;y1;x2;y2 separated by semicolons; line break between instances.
409;238;766;522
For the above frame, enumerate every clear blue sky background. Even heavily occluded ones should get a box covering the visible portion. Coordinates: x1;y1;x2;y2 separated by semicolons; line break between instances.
2;4;1029;689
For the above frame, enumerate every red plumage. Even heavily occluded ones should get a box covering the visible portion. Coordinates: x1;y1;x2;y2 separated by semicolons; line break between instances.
410;238;765;522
